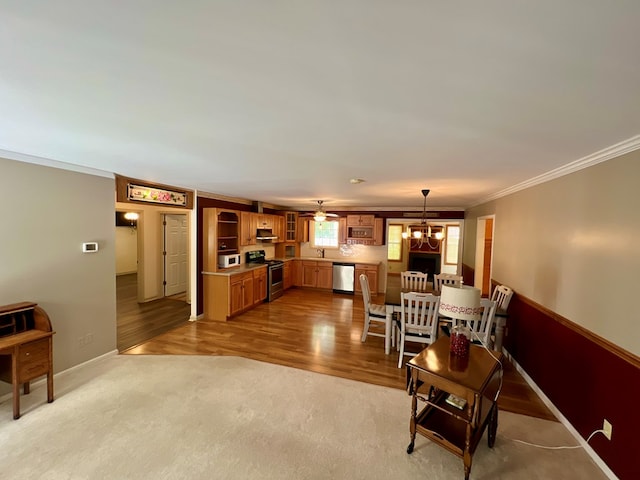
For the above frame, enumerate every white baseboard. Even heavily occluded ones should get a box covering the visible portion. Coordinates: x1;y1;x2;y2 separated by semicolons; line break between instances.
503;349;619;480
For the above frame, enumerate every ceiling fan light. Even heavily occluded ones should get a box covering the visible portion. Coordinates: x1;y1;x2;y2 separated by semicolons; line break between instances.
314;212;327;222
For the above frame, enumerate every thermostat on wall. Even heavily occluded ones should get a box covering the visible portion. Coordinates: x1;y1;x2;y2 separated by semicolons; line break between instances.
82;242;99;253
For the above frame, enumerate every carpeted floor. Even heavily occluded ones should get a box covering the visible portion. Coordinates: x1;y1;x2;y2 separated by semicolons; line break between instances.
0;355;607;479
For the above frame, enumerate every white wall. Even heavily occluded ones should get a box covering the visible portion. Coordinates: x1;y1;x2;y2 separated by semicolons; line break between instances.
0;156;117;391
115;226;138;274
464;149;640;356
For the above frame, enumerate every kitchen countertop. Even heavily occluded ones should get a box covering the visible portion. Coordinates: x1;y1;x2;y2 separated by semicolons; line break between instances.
281;257;380;266
203;257;380;275
202;263;267;276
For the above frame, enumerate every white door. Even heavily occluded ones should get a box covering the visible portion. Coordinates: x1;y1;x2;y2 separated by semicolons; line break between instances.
164;214;188;296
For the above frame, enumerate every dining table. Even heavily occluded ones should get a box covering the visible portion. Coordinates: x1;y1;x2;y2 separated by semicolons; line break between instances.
383;284;508;353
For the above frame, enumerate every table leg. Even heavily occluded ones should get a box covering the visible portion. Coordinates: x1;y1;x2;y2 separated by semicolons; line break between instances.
384;306;394;355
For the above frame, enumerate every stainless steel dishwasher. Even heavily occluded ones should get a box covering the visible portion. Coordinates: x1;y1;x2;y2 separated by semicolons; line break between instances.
332;262;355;294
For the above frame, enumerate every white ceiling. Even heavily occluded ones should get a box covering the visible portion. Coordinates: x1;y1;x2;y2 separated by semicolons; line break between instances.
2;1;640;211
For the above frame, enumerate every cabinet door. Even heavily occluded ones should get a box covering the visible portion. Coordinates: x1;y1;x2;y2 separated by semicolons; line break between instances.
355;264;378;294
347;214;374;226
338;217;347;244
253;268;267;303
256;214;273;230
283;262;292;289
273;215;285;243
284;212;298;242
373;218;384;246
301;261;318;287
316;263;333;289
292;260;303;286
240;211;256;246
242;275;254;309
230;277;245;315
296;218;309;243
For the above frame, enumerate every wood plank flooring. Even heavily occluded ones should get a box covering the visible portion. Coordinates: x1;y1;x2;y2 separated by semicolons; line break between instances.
122;285;556;421
116;274;191;351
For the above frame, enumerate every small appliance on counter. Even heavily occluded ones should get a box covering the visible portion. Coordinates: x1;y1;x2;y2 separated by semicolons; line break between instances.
218;253;241;268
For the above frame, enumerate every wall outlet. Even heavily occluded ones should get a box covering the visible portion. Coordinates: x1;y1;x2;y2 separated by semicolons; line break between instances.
603;419;612;440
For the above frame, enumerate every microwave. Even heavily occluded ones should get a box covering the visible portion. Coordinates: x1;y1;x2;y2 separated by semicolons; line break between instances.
218;253;241;268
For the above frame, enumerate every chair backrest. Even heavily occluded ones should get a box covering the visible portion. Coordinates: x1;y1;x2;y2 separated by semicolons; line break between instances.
465;298;497;345
434;273;463;292
400;292;440;337
400;271;430;291
491;284;513;311
359;274;372;312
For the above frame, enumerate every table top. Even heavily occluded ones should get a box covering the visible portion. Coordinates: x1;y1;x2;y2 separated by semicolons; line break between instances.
407;337;503;394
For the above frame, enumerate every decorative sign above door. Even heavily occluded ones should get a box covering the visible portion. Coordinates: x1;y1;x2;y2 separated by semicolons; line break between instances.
115;175;193;209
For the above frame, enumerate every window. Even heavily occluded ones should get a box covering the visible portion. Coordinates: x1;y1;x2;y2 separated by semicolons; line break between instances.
311;220;339;248
444;225;460;265
387;224;403;261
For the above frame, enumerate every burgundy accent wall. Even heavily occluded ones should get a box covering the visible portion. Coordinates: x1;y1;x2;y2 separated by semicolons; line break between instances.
504;292;639;479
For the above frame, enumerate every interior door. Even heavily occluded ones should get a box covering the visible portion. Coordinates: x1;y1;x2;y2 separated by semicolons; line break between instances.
164;214;188;297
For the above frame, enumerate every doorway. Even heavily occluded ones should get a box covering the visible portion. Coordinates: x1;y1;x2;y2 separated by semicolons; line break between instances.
474;215;495;297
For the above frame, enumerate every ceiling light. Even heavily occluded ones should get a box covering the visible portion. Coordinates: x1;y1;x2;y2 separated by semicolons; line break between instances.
349;178;365;184
313;212;327;222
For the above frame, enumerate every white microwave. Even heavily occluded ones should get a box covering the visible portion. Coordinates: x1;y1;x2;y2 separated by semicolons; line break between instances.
218;253;241;268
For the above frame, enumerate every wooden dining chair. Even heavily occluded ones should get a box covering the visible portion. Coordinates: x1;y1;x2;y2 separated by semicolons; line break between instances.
434;273;463;292
360;274;388;344
400;271;430;291
396;292;440;368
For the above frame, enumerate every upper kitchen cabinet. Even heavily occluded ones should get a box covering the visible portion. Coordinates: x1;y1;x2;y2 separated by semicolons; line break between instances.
203;208;239;272
346;215;384;246
282;212;298;242
255;214;273;231
272;215;285;243
240;211;257;246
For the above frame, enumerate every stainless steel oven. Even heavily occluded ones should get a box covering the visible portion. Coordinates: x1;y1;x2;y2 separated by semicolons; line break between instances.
246;250;284;302
266;261;284;302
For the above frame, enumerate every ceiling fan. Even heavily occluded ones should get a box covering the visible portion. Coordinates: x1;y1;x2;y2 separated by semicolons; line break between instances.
300;200;339;222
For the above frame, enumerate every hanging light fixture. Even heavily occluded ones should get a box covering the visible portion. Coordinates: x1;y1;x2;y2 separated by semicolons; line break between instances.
409;189;443;249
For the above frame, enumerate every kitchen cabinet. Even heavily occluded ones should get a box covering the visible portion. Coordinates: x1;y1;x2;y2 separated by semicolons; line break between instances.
272;215;285;243
347;214;375;226
338;217;347;244
355;264;379;294
292;260;302;287
256;214;273;230
282;212;298;242
203;267;267;321
296;217;309;243
283;261;293;290
301;261;333;289
240;211;257;246
346;215;383;246
230;271;254;316
203;208;239;272
253;266;267;304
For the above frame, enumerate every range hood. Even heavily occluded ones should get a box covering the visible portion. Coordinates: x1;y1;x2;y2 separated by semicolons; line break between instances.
256;229;278;241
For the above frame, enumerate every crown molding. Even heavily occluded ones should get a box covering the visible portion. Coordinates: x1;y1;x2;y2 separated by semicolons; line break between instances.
0;148;114;179
476;134;640;206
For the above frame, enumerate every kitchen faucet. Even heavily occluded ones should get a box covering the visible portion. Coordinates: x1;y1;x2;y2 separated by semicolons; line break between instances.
316;248;325;258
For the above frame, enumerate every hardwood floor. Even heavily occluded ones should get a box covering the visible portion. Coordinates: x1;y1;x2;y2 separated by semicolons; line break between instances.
123;285;556;421
116;274;191;352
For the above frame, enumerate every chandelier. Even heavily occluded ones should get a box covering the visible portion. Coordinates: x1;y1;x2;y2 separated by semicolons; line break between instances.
402;189;443;248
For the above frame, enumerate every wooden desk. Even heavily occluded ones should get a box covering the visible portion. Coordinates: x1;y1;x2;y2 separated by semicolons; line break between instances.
0;302;55;419
385;285;508;351
406;337;503;480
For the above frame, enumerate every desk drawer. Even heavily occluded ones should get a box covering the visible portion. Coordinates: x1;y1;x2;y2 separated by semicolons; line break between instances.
18;338;50;381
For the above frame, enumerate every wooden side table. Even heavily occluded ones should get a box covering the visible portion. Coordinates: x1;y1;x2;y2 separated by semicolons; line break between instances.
406;337;503;480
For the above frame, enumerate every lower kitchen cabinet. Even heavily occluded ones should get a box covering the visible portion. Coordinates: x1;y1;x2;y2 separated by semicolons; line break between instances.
283;261;292;290
203;266;267;321
301;261;333;289
355;264;379;294
253;266;267;304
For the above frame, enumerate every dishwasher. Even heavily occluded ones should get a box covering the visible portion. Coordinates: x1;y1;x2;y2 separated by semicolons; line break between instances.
332;262;355;294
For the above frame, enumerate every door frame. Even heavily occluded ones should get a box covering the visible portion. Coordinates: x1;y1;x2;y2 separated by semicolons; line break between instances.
474;215;495;296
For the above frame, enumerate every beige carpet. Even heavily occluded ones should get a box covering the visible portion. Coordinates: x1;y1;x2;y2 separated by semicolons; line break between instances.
0;355;607;479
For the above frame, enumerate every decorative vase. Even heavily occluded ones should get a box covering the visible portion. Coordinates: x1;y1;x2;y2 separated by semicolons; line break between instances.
450;325;471;357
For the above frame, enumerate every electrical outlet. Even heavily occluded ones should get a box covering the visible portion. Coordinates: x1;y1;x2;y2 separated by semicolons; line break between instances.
603;419;612;440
